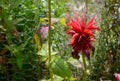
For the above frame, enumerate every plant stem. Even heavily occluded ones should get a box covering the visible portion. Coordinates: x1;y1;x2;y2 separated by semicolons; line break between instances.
82;54;87;81
48;0;53;81
48;0;51;66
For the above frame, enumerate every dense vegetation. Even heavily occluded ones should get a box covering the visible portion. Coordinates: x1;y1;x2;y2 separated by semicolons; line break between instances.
0;0;119;81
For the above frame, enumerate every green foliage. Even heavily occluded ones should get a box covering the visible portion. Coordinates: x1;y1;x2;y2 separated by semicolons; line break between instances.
0;0;119;81
52;0;67;17
51;58;74;80
1;0;73;80
37;43;58;64
90;0;120;81
4;38;30;69
0;0;41;80
51;22;72;60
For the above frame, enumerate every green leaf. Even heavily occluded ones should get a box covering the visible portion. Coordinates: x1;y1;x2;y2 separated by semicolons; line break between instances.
50;58;74;80
37;43;48;56
17;58;23;70
53;75;64;81
16;54;24;70
37;43;58;62
4;45;13;52
37;43;58;56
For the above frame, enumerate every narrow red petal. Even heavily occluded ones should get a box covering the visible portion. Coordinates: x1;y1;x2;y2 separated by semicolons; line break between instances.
75;13;80;23
66;28;73;33
66;31;75;35
86;21;96;29
70;33;79;44
78;36;82;42
75;20;82;32
81;12;85;29
90;38;95;41
84;29;95;38
75;14;82;29
87;15;96;26
71;19;82;32
87;26;100;30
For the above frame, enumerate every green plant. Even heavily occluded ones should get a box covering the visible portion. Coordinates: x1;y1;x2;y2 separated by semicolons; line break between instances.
90;0;120;80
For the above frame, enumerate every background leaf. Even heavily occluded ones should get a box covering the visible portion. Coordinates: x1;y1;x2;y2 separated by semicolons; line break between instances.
50;58;74;80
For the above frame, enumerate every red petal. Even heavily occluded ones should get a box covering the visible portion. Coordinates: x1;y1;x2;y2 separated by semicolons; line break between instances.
78;36;82;42
87;15;96;26
66;28;75;35
90;38;95;41
71;19;82;32
87;26;100;30
84;29;95;38
86;21;96;29
67;17;82;33
67;31;75;35
75;13;81;24
81;12;85;29
70;33;79;44
75;14;82;30
82;49;90;60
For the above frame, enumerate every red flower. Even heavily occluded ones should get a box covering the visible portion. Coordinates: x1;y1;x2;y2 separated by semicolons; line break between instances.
115;73;120;81
66;13;100;59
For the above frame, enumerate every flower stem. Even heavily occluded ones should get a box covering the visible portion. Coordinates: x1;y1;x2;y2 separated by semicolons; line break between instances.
82;54;87;81
48;0;53;81
48;0;51;62
83;1;88;80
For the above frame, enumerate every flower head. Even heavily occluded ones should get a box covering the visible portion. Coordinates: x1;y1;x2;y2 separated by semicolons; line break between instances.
66;13;100;59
